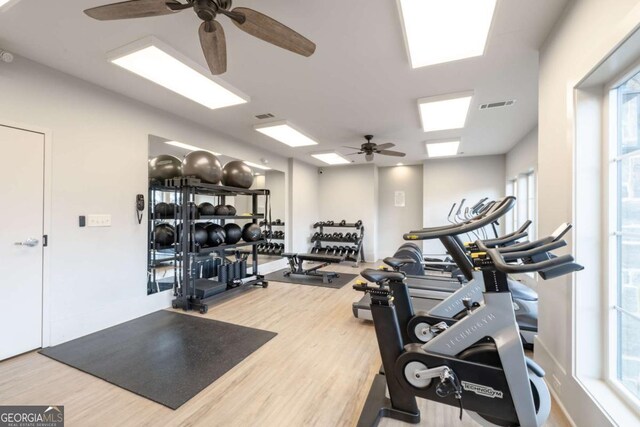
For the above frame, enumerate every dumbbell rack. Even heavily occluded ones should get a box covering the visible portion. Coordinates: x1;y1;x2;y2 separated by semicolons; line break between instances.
311;222;365;267
257;220;285;257
150;177;270;314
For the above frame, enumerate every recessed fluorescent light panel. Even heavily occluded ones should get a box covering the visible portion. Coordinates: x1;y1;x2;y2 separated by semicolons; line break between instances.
0;0;18;10
164;140;221;156
418;92;473;132
109;37;248;110
244;161;271;170
398;0;497;68
426;140;460;158
254;121;318;147
311;153;350;165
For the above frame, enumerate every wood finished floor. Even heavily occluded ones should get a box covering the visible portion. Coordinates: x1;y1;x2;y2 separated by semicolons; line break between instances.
0;262;571;427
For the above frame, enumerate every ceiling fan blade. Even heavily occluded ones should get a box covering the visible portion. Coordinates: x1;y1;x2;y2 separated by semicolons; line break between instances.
199;21;227;75
379;150;406;157
365;153;374;162
345;152;362;156
230;7;316;57
343;146;364;151
375;142;395;150
84;0;181;20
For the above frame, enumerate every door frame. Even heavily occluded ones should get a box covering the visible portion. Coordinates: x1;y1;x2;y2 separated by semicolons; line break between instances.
1;120;52;349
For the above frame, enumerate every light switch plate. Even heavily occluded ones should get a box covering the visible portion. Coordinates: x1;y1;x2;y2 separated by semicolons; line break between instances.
87;214;111;227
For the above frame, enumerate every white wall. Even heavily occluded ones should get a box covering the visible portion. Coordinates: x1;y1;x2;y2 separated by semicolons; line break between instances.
377;165;424;258
537;1;640;425
287;159;319;254
422;155;506;254
264;170;286;222
0;57;289;346
506;127;538;179
318;164;378;261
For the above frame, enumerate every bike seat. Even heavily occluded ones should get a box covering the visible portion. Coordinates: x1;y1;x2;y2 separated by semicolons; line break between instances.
361;269;405;284
383;257;416;269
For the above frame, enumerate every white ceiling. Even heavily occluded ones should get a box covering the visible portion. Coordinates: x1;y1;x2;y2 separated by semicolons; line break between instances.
0;0;568;166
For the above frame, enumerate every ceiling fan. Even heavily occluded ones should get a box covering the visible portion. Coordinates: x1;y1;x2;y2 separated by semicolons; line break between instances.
344;135;406;162
83;0;316;75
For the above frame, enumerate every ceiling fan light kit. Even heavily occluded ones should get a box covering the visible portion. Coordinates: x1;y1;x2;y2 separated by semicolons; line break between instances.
343;135;407;163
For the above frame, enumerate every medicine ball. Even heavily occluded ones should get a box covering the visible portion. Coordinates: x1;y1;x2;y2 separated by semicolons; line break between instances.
149;155;182;182
214;204;230;216
226;205;237;216
198;202;216;216
224;223;243;244
182;150;223;184
154;223;175;247
222;161;254;189
242;223;262;242
206;224;226;246
154;202;172;219
194;223;209;247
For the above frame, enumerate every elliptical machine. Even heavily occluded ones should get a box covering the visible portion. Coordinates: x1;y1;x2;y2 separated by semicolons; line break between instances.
354;236;583;427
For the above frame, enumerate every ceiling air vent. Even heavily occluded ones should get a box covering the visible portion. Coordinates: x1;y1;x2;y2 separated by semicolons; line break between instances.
479;100;516;110
255;113;275;119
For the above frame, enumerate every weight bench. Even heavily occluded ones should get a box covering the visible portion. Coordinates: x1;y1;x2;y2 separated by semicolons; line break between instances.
281;252;345;284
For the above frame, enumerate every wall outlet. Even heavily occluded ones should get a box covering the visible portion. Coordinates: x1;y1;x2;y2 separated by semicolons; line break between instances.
551;374;561;391
87;214;111;227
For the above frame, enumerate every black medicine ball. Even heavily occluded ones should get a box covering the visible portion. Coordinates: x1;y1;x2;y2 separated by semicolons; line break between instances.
206;224;226;246
214;205;230;216
242;223;262;242
154;223;175;247
154;202;172;219
198;202;216;216
224;223;243;244
194;223;209;246
226;205;237;216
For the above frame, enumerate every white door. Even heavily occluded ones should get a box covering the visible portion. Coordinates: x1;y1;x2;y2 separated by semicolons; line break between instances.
0;125;45;360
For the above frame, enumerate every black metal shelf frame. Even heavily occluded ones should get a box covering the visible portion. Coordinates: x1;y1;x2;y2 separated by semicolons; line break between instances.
148;178;270;311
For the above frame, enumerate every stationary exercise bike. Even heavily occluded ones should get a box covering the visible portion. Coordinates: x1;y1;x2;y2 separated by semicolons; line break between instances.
354;236;583;427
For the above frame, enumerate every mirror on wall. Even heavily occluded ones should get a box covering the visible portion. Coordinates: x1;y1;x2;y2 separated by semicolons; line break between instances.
147;135;285;295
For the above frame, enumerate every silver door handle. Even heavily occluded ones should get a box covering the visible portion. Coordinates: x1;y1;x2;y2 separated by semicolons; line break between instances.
14;238;39;247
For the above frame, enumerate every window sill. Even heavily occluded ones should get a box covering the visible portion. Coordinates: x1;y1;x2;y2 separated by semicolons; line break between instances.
578;377;640;426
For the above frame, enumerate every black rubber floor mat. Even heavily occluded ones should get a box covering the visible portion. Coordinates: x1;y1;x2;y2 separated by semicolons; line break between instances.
40;310;276;409
265;268;358;289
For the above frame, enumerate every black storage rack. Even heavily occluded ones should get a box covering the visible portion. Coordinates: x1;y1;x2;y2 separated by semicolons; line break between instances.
311;222;365;267
149;177;270;313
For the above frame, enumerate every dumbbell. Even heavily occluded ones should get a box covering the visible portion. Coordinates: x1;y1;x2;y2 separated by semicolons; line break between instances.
355;220;362;229
339;219;346;226
275;219;282;225
326;220;334;226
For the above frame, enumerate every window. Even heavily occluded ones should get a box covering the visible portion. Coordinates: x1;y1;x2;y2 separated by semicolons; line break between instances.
610;70;640;401
506;178;518;233
526;171;536;240
505;173;536;239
